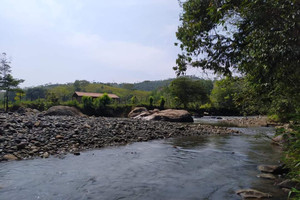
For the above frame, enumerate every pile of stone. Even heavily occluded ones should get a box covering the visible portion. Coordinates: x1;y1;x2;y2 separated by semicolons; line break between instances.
236;164;299;199
0;108;238;162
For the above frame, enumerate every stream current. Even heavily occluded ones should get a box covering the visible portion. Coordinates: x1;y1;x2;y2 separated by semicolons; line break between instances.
0;117;287;200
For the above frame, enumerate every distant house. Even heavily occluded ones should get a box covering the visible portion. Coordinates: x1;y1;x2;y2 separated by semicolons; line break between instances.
72;91;120;102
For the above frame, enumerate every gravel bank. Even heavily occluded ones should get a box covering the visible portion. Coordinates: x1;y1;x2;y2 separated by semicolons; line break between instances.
0;112;239;161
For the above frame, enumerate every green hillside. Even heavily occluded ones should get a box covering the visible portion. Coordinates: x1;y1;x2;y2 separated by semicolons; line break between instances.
23;80;150;104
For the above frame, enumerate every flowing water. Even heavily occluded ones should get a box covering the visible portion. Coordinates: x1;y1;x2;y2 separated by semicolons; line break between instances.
0;118;287;200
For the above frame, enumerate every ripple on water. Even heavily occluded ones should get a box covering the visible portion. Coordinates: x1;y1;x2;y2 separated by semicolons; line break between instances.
0;128;286;200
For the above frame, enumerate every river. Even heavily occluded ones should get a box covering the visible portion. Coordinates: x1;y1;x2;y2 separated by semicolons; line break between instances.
0;117;287;199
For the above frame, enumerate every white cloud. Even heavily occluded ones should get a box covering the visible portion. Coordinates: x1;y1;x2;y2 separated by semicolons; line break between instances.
0;0;180;86
65;33;173;72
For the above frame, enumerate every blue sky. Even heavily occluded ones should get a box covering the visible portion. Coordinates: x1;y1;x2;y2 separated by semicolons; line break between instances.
0;0;204;87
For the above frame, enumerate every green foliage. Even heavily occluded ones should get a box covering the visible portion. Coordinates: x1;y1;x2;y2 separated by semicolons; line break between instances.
82;96;94;115
23;80;150;104
281;122;300;199
149;96;154;107
62;100;81;110
46;91;59;105
14;89;25;102
211;77;238;111
26;87;47;101
159;96;166;110
288;187;300;200
93;93;112;115
0;53;24;111
169;77;209;108
131;96;137;104
127;79;174;91
100;93;111;106
175;0;300;117
25;99;47;111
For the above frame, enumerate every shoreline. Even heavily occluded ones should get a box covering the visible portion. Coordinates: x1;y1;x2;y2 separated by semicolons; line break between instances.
0;112;239;162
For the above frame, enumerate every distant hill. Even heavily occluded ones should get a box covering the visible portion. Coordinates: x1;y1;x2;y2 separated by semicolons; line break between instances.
118;79;174;91
6;77;214;103
117;76;213;92
22;81;150;103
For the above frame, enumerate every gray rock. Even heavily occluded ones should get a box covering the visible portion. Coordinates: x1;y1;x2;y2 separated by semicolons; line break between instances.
3;154;18;161
144;109;194;122
236;189;272;199
45;106;84;116
0;112;237;162
43;152;49;158
128;107;148;118
258;165;280;173
257;173;276;180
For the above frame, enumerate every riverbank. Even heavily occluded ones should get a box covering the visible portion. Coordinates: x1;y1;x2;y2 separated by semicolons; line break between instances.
0;112;239;161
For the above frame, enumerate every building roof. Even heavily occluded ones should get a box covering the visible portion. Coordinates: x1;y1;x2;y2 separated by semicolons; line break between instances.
73;91;120;99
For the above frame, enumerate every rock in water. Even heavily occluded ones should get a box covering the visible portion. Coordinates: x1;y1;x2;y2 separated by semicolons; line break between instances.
258;164;288;174
236;189;272;199
257;173;276;180
45;106;84;116
144;109;194;122
43;152;49;158
3;154;18;161
258;165;279;173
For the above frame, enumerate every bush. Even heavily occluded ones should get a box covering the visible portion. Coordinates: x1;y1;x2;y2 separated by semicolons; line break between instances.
149;96;154;108
159;96;165;110
82;96;94;115
62;100;82;110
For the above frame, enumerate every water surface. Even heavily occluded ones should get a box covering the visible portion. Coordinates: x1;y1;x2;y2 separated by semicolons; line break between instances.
0;126;286;200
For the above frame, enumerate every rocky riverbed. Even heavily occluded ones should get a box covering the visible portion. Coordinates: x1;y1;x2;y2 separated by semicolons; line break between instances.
0;112;239;162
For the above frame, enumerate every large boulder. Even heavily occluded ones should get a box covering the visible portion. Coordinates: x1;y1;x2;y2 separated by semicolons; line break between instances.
45;106;84;116
144;109;193;122
128;107;149;118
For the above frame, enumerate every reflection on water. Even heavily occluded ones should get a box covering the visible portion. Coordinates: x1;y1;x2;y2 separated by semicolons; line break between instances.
0;127;286;200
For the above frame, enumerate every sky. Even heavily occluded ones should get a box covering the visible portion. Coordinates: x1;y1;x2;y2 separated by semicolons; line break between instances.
0;0;201;87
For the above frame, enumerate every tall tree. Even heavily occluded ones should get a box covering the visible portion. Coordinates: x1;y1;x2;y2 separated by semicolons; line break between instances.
175;0;300;116
169;77;209;108
0;53;24;111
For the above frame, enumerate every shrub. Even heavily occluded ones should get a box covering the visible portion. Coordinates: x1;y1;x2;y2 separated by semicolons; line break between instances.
82;96;94;115
159;96;165;110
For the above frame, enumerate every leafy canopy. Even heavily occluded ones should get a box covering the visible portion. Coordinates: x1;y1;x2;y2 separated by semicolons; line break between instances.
169;77;209;108
175;0;300;115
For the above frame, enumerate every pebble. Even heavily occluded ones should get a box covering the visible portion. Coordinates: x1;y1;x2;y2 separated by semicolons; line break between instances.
0;112;239;161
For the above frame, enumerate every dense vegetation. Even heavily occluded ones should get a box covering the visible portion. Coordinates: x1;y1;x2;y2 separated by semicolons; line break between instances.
175;0;299;197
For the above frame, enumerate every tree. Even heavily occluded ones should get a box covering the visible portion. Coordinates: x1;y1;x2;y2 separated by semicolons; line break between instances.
149;96;154;107
175;0;300;116
131;96;137;104
0;53;24;112
169;77;209;108
159;96;166;110
73;80;90;92
100;93;111;107
82;96;94;114
26;87;47;101
14;89;25;102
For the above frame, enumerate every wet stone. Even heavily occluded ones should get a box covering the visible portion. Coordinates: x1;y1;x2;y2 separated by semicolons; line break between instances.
236;189;272;199
257;173;276;180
